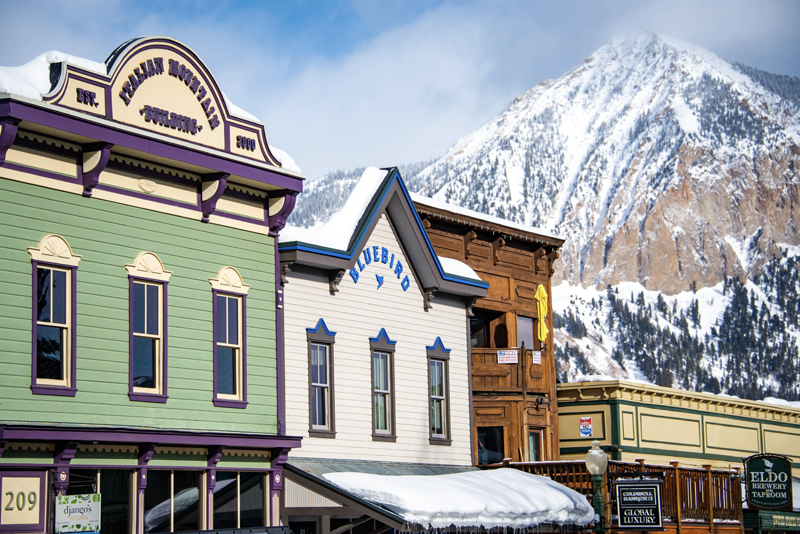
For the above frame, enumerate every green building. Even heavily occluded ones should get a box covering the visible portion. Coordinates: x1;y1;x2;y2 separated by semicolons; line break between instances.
0;37;303;533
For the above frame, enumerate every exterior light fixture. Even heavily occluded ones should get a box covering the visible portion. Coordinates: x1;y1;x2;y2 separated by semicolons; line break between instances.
585;440;608;533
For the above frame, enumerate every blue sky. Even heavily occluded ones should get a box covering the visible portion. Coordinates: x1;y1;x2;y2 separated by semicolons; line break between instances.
3;0;799;178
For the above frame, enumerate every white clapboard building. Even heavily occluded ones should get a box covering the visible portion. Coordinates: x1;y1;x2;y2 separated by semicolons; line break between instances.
277;167;489;534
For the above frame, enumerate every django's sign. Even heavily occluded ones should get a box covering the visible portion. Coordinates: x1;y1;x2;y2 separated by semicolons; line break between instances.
745;454;793;511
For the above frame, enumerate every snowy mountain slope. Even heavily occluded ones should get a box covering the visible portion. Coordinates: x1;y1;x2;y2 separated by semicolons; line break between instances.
405;31;800;295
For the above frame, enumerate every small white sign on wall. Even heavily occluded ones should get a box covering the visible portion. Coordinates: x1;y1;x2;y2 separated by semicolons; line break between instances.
580;417;593;438
532;351;542;364
55;494;101;533
497;349;518;364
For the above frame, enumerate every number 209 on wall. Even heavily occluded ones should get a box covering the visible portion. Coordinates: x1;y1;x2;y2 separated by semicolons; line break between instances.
0;472;46;532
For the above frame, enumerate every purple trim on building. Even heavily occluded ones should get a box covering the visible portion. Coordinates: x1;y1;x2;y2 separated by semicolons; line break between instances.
0;117;19;166
0;98;303;193
80;141;113;197
2;161;80;185
30;261;78;397
275;235;286;435
127;276;170;403
269;191;298;235
211;289;249;409
224;124;230;153
200;173;228;223
0;471;47;532
0;425;301;449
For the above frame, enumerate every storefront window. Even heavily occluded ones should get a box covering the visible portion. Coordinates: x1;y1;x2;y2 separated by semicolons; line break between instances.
66;469;130;534
477;426;505;465
213;471;265;529
144;470;203;532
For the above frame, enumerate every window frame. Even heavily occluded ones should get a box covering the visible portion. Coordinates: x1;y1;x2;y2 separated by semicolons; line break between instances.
426;337;451;445
125;252;172;403
306;319;336;438
209;267;250;409
370;329;396;442
28;235;81;397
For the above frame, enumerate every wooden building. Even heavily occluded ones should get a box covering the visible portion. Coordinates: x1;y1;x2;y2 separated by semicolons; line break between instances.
412;196;564;464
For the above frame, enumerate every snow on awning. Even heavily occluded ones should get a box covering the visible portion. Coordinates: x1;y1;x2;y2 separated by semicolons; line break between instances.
323;468;594;530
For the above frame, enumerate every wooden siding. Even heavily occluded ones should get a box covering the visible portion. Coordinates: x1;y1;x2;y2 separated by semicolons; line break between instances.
0;177;277;434
283;215;473;464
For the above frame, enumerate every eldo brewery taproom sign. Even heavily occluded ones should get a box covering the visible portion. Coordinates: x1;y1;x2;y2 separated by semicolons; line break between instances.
616;481;663;530
42;37;284;168
744;454;793;511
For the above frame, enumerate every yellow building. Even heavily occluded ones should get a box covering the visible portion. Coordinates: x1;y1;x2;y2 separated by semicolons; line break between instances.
558;380;800;476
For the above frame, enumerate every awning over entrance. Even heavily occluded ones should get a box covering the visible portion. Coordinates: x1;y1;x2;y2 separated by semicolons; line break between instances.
285;461;593;532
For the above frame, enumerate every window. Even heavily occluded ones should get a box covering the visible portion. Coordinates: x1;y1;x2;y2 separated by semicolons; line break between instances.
210;267;249;408
529;430;543;462
517;315;535;350
212;471;266;529
306;319;336;437
427;337;451;445
370;329;396;442
28;235;80;396
144;470;204;532
66;469;130;534
477;426;505;465
126;252;171;402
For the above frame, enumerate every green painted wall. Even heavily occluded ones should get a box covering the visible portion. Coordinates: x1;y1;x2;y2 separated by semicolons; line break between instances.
0;177;277;434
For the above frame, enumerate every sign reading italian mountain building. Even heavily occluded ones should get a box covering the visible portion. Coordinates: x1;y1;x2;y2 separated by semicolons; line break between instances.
744;454;793;511
42;37;284;168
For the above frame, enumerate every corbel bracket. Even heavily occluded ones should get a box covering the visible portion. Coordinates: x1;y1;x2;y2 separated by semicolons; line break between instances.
423;288;437;311
269;191;298;235
421;218;431;230
280;261;295;286
492;237;506;266
463;229;477;260
0;118;20;167
81;142;114;197
545;249;560;276
466;297;478;318
329;269;345;294
207;445;225;491
55;441;79;464
138;442;156;465
0;442;5;459
200;173;229;223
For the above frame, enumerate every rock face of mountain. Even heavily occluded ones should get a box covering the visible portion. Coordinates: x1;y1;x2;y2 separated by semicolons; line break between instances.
406;32;800;295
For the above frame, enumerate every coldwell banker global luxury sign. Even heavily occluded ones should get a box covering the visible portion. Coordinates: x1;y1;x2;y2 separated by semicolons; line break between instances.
745;454;793;511
616;481;663;530
55;494;101;533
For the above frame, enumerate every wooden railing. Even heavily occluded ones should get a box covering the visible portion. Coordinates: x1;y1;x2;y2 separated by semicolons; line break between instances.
471;347;546;392
480;459;742;526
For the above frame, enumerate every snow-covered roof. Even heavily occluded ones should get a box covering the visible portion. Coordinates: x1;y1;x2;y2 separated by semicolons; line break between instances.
280;167;484;284
281;167;389;249
0;48;302;173
323;468;594;530
411;192;564;242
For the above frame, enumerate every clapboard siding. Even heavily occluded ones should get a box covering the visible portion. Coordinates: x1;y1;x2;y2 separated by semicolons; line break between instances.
0;177;278;434
284;215;472;465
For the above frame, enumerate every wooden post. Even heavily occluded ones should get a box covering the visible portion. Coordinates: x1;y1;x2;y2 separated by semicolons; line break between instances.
732;467;744;534
601;470;611;528
670;461;682;534
703;465;715;534
521;340;529;462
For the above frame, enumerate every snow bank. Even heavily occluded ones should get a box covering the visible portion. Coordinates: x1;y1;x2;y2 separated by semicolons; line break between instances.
323;468;594;529
762;397;800;410
281;167;389;247
271;146;302;174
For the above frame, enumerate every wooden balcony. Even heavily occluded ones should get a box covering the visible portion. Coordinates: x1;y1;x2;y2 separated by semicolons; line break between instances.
471;347;548;393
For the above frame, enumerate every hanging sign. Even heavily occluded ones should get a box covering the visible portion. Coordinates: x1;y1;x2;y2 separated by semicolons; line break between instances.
55;494;101;533
497;349;518;364
616;481;663;530
744;454;793;511
580;417;593;437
